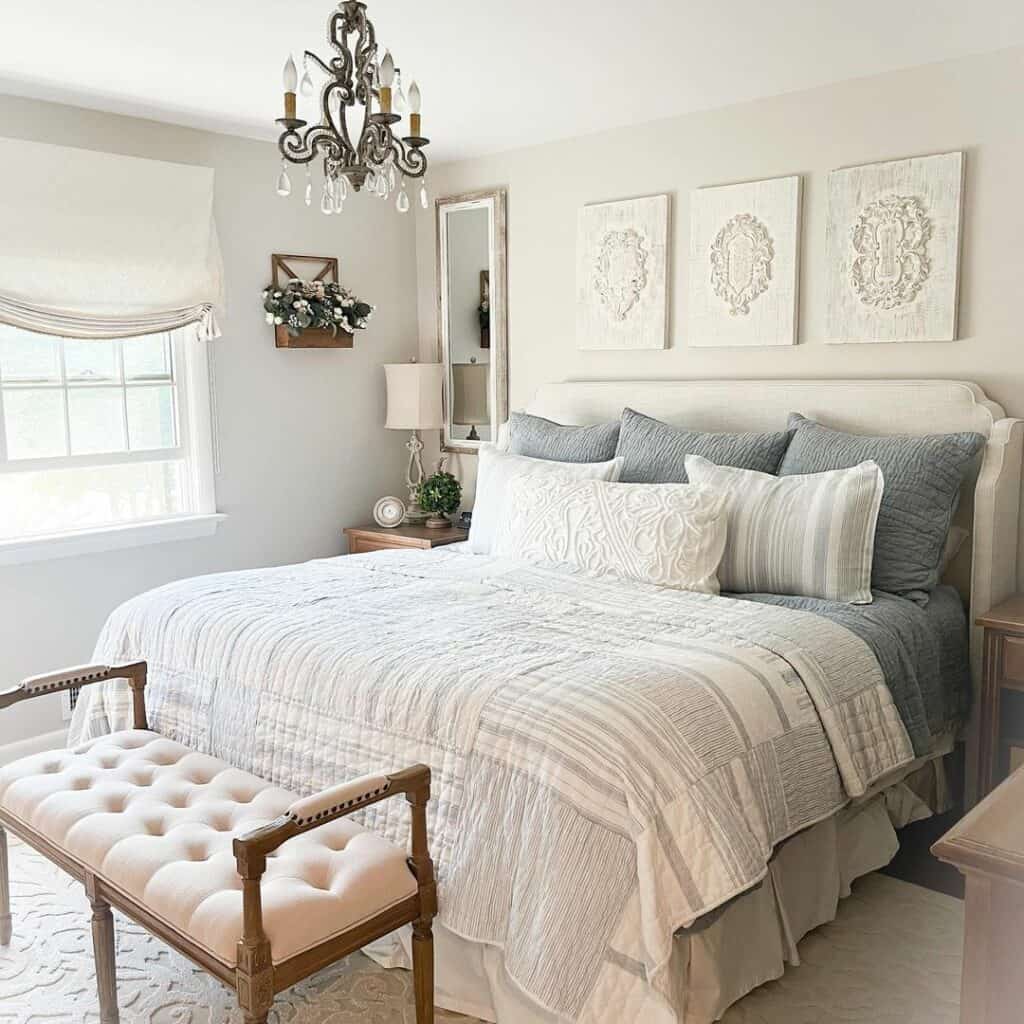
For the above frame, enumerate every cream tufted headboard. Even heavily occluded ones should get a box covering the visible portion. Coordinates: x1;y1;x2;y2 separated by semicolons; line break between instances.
524;378;1024;801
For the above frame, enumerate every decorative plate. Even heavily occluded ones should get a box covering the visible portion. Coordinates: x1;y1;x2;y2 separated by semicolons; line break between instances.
373;496;406;528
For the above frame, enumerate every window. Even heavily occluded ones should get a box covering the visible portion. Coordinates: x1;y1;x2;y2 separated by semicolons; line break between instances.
0;325;218;556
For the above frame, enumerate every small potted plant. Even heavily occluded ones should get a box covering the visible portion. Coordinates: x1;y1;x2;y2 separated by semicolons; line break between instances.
416;470;462;529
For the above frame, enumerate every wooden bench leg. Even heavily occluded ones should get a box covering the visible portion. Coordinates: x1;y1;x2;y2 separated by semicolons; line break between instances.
0;825;10;946
412;919;435;1024
87;879;119;1024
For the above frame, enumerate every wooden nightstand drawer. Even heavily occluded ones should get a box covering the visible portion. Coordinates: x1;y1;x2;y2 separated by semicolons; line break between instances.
1002;636;1024;687
344;524;467;554
349;536;406;555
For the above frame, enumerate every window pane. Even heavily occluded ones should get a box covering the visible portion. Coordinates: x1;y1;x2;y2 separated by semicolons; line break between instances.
64;339;118;382
0;459;186;540
123;335;172;379
0;328;61;382
127;385;176;450
68;387;126;455
3;388;67;459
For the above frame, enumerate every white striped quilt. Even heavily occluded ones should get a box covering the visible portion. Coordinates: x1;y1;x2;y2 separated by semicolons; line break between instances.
70;548;914;1022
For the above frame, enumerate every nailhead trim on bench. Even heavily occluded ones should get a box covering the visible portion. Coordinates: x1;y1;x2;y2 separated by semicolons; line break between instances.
286;782;392;827
22;666;111;695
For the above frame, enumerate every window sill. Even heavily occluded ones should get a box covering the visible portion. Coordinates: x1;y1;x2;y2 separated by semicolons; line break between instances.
0;513;227;567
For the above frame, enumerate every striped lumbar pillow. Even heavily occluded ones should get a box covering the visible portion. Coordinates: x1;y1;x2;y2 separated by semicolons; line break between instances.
684;454;885;603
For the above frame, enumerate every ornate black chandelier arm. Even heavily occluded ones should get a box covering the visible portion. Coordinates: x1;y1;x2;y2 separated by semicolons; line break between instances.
390;136;428;180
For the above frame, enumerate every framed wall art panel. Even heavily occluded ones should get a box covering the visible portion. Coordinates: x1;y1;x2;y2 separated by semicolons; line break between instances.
688;175;801;347
825;151;965;343
576;193;670;350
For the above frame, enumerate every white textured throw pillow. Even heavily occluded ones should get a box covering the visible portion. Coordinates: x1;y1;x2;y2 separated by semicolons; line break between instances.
493;475;728;593
684;454;885;603
469;446;623;554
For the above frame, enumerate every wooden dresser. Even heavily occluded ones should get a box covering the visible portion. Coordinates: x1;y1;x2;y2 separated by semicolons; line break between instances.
344;523;467;554
933;766;1024;1024
976;595;1024;797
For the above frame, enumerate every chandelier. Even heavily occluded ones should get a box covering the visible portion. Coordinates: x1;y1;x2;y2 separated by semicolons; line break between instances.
274;0;429;215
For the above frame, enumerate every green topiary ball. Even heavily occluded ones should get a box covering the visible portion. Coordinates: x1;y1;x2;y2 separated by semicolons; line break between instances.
416;471;462;516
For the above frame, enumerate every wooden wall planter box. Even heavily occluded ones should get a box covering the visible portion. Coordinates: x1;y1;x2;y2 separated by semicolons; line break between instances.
275;325;353;348
270;253;354;349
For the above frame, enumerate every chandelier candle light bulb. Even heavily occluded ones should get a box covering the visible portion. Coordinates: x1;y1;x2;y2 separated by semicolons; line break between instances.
282;54;298;120
394;70;407;112
379;50;395;114
408;80;422;137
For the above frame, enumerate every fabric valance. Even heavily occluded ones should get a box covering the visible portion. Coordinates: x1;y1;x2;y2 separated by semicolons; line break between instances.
0;137;224;340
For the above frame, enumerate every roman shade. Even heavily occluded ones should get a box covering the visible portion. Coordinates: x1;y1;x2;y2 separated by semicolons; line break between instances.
0;137;224;340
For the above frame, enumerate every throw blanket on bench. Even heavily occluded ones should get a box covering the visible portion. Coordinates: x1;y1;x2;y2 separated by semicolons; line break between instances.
71;548;914;1023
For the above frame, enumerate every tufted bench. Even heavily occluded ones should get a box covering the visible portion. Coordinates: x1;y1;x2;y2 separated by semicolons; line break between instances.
0;663;437;1024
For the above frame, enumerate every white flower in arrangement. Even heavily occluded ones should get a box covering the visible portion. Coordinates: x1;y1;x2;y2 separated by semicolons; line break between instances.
261;277;373;337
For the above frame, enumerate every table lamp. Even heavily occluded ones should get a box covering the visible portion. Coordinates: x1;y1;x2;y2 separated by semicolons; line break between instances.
452;360;489;441
384;361;444;523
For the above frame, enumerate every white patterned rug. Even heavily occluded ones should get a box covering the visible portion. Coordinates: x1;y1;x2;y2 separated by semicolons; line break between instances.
0;841;962;1024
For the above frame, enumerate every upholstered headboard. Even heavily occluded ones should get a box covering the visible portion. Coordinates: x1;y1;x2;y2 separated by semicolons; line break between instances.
524;378;1024;800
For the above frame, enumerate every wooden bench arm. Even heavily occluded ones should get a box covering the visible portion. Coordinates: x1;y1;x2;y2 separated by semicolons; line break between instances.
233;764;431;863
0;662;148;729
231;763;434;986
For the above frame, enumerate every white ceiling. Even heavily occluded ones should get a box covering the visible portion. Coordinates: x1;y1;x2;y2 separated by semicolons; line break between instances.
1;1;1023;163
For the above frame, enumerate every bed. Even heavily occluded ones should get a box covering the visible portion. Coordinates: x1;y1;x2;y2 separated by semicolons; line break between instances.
69;379;1023;1024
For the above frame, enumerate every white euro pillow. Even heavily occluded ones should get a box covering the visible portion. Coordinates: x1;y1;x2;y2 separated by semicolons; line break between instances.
469;446;623;554
493;475;728;593
684;454;885;603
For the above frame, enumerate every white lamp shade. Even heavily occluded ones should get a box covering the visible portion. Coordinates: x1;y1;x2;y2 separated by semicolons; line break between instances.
384;362;444;431
452;363;489;425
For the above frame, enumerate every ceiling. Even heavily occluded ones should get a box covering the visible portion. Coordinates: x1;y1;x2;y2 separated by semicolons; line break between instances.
1;1;1023;163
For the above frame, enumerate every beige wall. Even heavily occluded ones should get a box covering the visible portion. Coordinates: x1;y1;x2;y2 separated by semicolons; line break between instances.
0;95;419;747
415;47;1024;504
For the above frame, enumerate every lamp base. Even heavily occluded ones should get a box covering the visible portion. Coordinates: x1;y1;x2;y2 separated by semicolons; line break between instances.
424;515;450;529
403;502;430;525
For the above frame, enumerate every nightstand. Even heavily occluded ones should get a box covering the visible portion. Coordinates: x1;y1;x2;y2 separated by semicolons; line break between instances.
343;523;468;555
976;595;1024;797
932;765;1024;1024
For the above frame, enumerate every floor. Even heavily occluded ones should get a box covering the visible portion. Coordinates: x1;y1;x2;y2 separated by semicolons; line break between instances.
0;837;964;1024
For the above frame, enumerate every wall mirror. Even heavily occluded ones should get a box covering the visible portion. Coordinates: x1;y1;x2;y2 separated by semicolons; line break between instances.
436;188;507;453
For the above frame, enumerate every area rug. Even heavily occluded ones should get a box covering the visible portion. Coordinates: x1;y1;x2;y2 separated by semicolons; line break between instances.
0;841;962;1023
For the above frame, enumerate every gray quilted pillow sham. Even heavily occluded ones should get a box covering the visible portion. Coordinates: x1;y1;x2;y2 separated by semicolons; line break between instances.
779;413;986;599
615;407;793;483
506;411;620;463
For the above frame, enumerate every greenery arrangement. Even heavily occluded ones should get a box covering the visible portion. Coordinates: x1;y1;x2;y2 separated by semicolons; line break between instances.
263;278;374;338
416;470;462;517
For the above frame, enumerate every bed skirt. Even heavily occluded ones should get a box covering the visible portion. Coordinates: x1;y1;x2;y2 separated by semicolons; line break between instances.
366;756;949;1024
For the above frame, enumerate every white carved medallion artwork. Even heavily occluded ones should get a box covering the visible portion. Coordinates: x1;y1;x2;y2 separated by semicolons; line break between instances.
576;194;669;350
710;213;774;315
826;151;964;343
688;175;801;347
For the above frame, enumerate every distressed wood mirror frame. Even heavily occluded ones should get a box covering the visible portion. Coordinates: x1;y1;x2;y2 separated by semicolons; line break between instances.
436;188;508;454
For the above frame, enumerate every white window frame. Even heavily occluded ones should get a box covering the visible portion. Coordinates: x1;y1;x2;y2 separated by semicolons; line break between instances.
0;329;224;566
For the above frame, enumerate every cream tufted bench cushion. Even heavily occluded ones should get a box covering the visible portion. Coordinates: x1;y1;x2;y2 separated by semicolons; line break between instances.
0;730;418;965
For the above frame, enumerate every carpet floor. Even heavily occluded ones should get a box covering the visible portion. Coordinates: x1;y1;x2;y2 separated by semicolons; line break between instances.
0;842;963;1023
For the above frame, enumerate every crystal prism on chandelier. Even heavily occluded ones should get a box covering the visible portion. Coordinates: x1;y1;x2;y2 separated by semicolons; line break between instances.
274;0;429;216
